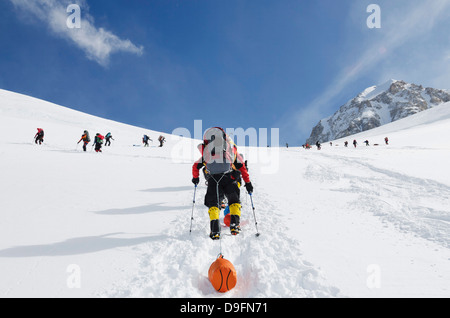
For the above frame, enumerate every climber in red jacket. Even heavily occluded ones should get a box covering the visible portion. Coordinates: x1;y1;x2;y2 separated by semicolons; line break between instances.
191;127;253;240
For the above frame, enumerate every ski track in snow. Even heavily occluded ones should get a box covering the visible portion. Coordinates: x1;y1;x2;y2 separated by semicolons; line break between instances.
101;185;341;298
305;152;450;249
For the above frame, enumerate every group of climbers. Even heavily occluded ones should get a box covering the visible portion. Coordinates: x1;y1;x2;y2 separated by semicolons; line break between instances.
346;137;389;148
77;130;109;153
303;137;390;149
34;128;166;153
33;125;253;241
143;134;166;147
31;124;394;243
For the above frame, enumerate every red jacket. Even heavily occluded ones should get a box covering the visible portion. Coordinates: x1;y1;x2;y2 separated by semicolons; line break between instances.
192;144;250;184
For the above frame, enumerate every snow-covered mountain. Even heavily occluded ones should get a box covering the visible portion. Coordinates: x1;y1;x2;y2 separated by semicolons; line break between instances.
1;88;450;299
307;80;450;144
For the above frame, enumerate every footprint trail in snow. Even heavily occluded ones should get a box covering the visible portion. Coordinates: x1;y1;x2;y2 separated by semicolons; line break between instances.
103;186;341;298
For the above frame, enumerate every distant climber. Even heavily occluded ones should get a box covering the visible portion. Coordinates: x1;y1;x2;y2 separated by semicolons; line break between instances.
78;130;91;152
344;141;348;147
94;133;104;153
34;128;44;145
105;132;114;146
316;141;321;150
158;135;166;147
353;140;358;148
385;137;389;145
364;140;370;146
143;135;152;147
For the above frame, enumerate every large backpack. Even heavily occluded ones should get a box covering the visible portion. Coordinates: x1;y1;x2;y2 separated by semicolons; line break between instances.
84;131;91;142
96;134;104;144
203;127;236;175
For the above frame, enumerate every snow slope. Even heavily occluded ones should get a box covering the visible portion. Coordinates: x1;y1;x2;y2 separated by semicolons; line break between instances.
1;89;450;298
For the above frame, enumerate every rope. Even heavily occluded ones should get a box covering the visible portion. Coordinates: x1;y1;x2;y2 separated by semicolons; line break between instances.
210;173;225;256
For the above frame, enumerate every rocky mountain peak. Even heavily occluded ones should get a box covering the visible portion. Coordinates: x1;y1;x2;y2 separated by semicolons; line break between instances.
306;80;450;144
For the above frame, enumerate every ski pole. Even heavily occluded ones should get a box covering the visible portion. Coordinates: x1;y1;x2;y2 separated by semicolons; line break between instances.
189;185;197;234
249;193;260;237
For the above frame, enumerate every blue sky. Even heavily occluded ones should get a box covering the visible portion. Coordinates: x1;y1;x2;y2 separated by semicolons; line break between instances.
1;0;449;145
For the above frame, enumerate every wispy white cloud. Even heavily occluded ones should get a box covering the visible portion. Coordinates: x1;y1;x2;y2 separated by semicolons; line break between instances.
280;0;450;141
9;0;144;66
